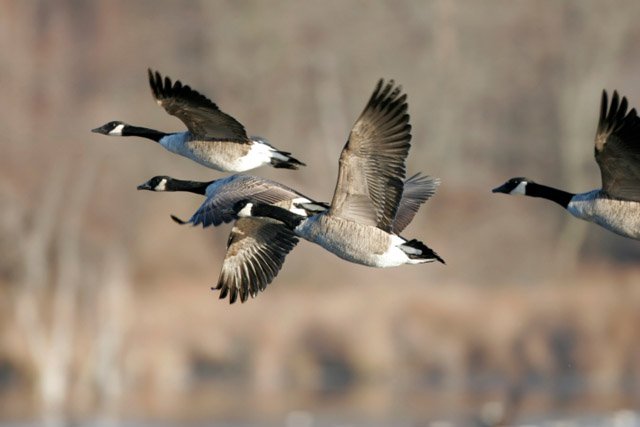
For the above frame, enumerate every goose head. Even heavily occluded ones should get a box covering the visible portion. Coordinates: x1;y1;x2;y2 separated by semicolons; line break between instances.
92;121;128;136
137;176;171;192
492;177;531;196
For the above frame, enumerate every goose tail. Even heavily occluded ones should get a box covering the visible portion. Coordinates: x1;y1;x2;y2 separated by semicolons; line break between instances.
270;150;306;169
251;136;306;169
402;239;445;264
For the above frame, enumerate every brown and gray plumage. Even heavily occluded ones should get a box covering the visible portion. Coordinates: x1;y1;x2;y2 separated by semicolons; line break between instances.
91;70;305;172
329;80;411;232
234;79;444;268
215;217;299;304
493;90;640;239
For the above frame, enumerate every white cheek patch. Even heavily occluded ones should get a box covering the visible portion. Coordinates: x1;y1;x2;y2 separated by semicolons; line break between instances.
154;179;167;191
289;206;307;217
289;197;311;216
108;124;125;136
510;181;527;195
237;203;254;218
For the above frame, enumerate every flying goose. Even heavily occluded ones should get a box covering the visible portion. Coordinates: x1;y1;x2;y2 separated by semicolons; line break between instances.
137;172;439;303
137;172;438;228
231;79;444;268
92;69;305;172
493;90;640;239
137;174;327;227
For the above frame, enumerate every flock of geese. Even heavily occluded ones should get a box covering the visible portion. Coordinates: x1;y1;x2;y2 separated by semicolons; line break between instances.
93;70;640;303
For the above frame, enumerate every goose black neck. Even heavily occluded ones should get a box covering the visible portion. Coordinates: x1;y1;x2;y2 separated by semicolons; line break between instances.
251;203;304;228
168;179;214;195
122;125;167;142
526;182;575;208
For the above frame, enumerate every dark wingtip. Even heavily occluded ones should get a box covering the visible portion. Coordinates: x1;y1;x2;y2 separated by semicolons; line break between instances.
170;214;188;225
271;155;306;169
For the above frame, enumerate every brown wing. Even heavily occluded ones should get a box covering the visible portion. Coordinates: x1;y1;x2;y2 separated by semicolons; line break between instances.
594;90;640;201
148;69;249;142
189;175;312;227
214;217;298;304
392;173;440;234
329;79;411;232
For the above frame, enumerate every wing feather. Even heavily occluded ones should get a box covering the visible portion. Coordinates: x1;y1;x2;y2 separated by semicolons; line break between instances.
148;69;248;141
594;90;640;201
393;173;440;233
213;218;298;304
188;175;311;227
329;79;412;231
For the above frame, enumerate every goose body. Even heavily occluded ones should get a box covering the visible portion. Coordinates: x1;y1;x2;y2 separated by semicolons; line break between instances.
288;214;436;267
567;190;640;238
233;79;443;269
493;90;640;240
92;70;304;172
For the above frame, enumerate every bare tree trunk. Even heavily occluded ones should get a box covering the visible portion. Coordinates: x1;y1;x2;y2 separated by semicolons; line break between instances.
15;164;67;367
44;157;98;426
13;154;98;426
94;248;131;426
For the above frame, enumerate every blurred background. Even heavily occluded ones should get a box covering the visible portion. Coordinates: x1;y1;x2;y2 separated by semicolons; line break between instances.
1;0;640;426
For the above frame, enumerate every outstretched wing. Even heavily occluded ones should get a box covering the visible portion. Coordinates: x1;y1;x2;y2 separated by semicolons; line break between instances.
594;90;640;201
148;69;249;141
189;175;312;227
329;79;411;232
393;173;440;234
214;217;299;304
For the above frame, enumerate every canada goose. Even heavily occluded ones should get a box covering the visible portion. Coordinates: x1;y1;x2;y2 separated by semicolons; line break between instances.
232;79;444;268
493;90;640;240
137;174;328;227
136;172;438;228
137;172;439;303
92;69;305;172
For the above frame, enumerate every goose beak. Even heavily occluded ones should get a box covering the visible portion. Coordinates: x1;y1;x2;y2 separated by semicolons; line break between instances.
492;183;509;194
137;182;152;191
91;125;108;134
